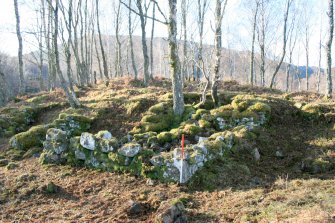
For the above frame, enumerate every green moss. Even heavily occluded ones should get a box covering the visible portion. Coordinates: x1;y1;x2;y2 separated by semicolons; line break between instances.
233;126;257;140
247;102;271;114
184;92;201;104
182;124;202;136
232;110;259;121
125;98;151;115
6;162;19;170
26;95;49;104
170;128;182;139
141;114;162;123
157;132;175;144
4;149;25;161
9;125;49;150
202;140;226;155
300;103;333;121
108;152;127;165
198;119;211;128
69;136;81;150
147;136;158;145
23;147;43;159
210;104;234;118
209;131;234;141
232;98;250;112
143;122;170;132
148;102;169;113
192;109;209;120
53;113;92;136
130;126;142;134
46;181;57;194
182;105;196;121
302;157;333;174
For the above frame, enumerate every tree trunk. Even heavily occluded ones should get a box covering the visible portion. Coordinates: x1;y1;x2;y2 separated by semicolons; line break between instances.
94;36;103;81
196;0;207;82
150;3;156;80
211;0;227;107
269;0;291;89
137;0;150;86
53;0;81;108
285;63;291;92
114;1;122;77
250;1;259;86
14;0;25;94
96;0;109;86
326;0;334;98
169;0;184;115
128;0;138;80
181;0;188;81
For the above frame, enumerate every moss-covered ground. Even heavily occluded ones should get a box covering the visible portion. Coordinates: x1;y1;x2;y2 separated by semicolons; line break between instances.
0;78;334;222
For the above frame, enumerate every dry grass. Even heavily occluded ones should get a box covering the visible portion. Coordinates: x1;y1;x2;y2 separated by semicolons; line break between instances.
0;78;334;222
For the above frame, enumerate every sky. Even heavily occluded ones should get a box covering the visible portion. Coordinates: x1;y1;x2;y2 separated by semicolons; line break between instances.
0;0;329;67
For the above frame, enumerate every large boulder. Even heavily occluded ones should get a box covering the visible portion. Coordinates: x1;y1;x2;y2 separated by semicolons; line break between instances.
9;125;49;150
80;132;96;150
118;143;141;157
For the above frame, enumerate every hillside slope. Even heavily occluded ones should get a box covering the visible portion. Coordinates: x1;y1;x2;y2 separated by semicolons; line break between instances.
0;79;334;222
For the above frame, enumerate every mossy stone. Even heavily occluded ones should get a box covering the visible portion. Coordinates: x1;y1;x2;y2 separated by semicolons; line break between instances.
157;132;175;144
192;109;209;120
9;125;49;150
247;102;271;114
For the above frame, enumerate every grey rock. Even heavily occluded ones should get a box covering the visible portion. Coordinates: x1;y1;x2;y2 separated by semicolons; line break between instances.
46;128;67;142
253;148;260;161
95;130;112;140
99;139;115;153
53;142;68;155
150;155;164;167
216;117;226;130
118;143;141;157
80;132;96;150
75;150;86;160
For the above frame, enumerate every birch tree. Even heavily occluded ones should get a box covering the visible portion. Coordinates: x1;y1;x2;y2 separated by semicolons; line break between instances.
211;0;228;106
49;0;81;108
96;0;109;86
14;0;25;94
326;0;333;98
249;0;259;86
136;0;150;85
169;0;184;115
269;0;292;89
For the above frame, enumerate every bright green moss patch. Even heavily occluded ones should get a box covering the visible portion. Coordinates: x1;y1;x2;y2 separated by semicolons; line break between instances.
210;104;234;118
26;95;50;104
192;109;209;120
157;131;175;144
247;102;271;113
198;119;211;128
9;125;49;150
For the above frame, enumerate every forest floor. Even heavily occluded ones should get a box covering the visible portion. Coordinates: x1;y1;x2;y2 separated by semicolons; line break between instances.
0;78;334;223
